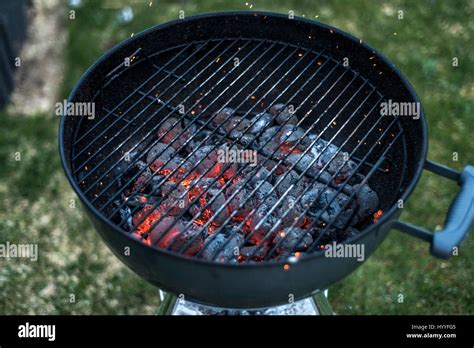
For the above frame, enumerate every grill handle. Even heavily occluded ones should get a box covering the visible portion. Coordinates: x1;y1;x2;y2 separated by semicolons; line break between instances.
393;161;474;259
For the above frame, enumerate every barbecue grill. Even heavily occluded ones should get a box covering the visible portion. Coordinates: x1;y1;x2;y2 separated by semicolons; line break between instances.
59;12;474;310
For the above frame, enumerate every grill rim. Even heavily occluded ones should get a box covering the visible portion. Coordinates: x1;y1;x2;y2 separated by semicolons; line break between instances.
58;10;428;268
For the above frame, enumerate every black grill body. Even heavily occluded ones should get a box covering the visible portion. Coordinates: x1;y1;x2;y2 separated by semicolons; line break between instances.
60;12;431;308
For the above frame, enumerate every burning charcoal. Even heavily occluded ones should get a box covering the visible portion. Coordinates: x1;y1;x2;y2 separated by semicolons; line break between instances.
277;195;303;227
158;156;194;182
355;184;379;220
132;204;162;234
189;179;229;225
249;112;273;134
286;153;317;175
160;181;190;216
239;133;255;146
326;152;358;183
279;126;305;145
274;170;304;197
230;119;252;140
189;145;219;176
254;180;278;207
201;233;244;262
272;227;313;255
248;204;278;244
259;126;280;146
167;223;206;256
147;143;175;171
270;103;298;125
149;216;184;247
226;181;254;220
241;166;272;185
150;175;166;194
212;107;234;125
240;245;269;261
187;129;214;151
128;163;152;195
301;185;355;229
157;117;192;150
125;193;150;208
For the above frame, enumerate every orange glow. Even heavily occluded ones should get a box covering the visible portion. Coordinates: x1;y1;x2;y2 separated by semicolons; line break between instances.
373;209;383;223
283;264;290;271
279;142;302;154
134;205;161;234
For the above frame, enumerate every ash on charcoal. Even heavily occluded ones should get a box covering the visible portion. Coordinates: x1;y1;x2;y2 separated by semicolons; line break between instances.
273;227;313;254
212;107;234;125
249;112;273;134
189;179;229;225
277;195;304;227
240;245;269;261
167;223;205;256
326;152;358;183
160;182;190;216
127;162;152;195
147;142;175;171
150;175;166;194
149;216;184;247
226;181;254;219
125;193;151;208
201;233;244;262
280;126;305;145
254;181;278;207
241;166;272;185
157;117;193;150
186;129;218;151
248;203;278;244
270;103;299;125
259;126;280;146
355;184;379;220
274;170;304;197
119;206;133;230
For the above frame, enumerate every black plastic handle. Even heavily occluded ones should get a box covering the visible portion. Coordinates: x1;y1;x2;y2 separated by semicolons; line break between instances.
393;161;474;259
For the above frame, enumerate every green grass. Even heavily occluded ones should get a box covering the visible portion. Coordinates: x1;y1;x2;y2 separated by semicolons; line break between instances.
0;0;473;314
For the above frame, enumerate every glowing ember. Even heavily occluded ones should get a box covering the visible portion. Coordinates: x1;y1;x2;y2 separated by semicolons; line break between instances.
373;209;383;223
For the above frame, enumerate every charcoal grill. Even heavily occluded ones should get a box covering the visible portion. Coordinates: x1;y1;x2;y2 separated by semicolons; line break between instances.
59;12;474;309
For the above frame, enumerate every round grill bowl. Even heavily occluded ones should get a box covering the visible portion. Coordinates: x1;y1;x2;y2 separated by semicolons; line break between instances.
59;11;429;309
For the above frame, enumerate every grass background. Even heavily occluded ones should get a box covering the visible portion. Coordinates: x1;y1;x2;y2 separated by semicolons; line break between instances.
0;0;473;314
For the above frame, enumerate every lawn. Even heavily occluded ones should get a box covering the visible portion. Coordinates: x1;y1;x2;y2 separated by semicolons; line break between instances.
0;0;473;314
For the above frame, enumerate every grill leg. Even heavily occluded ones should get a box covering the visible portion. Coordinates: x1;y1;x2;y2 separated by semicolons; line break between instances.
157;291;178;315
312;290;334;315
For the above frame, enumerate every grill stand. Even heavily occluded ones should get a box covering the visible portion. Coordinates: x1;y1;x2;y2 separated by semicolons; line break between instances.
157;290;333;315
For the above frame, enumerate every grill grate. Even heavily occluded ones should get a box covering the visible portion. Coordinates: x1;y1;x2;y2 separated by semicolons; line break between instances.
71;37;403;263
